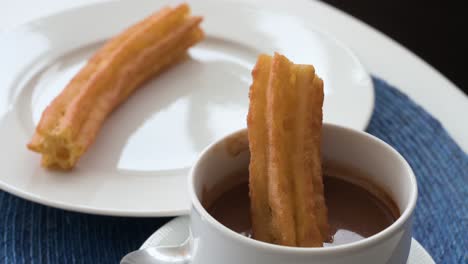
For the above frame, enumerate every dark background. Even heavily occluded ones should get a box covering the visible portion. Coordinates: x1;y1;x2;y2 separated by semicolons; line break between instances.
322;0;467;95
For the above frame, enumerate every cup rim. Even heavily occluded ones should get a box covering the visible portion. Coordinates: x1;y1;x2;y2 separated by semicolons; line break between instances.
188;123;418;255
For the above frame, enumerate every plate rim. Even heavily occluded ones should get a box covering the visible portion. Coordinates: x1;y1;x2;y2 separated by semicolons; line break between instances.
0;182;191;217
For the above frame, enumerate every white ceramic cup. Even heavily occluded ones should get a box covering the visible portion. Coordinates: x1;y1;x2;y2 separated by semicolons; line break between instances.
169;124;417;264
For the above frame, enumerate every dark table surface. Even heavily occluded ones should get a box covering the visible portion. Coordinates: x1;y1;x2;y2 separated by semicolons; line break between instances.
322;0;467;95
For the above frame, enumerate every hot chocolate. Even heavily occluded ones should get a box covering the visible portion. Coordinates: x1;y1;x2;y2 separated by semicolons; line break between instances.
205;168;399;246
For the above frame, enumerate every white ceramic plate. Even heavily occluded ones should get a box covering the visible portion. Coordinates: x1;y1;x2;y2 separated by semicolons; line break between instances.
0;0;373;216
141;216;435;264
4;1;467;153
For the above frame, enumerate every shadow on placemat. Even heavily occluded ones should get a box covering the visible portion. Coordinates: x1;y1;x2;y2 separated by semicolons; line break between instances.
0;77;466;264
0;193;171;263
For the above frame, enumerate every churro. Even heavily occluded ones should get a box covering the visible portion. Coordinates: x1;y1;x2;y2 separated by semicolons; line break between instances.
247;53;328;247
27;3;204;169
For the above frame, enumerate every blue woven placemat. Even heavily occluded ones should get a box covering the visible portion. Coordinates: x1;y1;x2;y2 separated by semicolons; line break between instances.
0;77;467;263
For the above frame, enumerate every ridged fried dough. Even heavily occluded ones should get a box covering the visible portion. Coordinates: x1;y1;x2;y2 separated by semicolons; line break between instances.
28;3;204;169
248;53;328;247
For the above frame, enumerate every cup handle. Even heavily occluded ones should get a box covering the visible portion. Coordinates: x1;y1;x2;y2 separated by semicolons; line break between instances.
120;236;193;264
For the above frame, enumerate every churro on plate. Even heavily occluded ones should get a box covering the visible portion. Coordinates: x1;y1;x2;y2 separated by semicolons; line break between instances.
247;53;328;247
27;3;204;169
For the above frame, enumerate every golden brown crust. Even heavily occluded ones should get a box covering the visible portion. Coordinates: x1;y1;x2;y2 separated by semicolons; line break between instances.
248;54;273;243
27;3;204;169
266;53;297;246
293;63;327;246
248;53;328;247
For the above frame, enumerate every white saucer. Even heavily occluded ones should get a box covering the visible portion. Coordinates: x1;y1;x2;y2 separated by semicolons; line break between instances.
141;217;435;264
0;0;373;216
